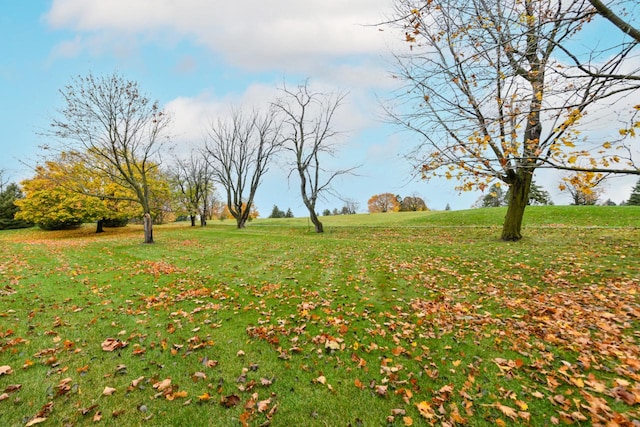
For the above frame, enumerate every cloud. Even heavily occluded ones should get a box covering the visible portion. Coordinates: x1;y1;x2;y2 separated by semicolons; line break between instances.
45;0;394;73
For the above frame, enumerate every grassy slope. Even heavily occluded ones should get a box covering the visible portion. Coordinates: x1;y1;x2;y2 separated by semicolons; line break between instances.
0;206;638;427
253;205;639;228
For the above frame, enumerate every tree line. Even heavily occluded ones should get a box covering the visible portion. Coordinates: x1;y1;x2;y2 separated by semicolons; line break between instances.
5;75;355;241
3;1;640;241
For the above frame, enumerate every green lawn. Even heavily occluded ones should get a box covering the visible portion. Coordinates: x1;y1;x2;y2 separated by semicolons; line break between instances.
0;206;638;426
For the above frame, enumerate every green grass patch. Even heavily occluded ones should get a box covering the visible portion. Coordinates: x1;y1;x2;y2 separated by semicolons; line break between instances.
0;206;638;426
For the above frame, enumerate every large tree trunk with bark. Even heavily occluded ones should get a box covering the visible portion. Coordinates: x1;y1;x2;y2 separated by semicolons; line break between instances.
501;173;533;241
190;215;196;227
143;212;154;244
96;218;104;233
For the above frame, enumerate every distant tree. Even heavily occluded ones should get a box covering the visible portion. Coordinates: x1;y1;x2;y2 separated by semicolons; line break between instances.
205;107;281;229
273;80;357;233
475;184;506;208
602;199;617;206
628;178;640;206
400;195;428;212
332;208;340;216
560;173;604;206
269;205;286;218
527;182;554;206
46;73;171;243
368;193;401;213
0;183;32;230
445;203;451;211
285;208;294;218
322;209;331;216
341;198;359;215
170;151;215;227
219;203;259;221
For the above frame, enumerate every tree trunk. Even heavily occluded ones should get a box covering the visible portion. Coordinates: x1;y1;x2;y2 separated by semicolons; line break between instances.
96;218;104;233
200;213;207;227
309;210;324;233
501;173;533;241
190;215;196;227
143;212;154;244
236;217;247;229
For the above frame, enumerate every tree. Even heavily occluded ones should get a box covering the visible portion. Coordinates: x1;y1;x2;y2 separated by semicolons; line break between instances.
368;193;401;213
269;205;286;218
399;195;428;211
560;172;604;205
0;183;32;230
273;80;357;233
527;182;554;206
388;0;640;240
46;73;171;243
170;151;215;226
626;178;640;205
475;184;506;208
15;160;123;230
322;209;332;216
219;203;259;221
204;107;281;229
285;208;294;218
341;198;360;215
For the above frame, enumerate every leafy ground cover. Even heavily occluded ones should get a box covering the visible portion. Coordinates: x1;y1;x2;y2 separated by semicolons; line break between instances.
0;207;638;426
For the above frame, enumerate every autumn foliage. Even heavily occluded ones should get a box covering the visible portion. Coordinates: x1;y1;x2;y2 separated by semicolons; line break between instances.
368;193;400;213
0;213;638;425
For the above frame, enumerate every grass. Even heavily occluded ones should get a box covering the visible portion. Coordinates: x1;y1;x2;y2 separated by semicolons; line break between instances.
0;206;638;426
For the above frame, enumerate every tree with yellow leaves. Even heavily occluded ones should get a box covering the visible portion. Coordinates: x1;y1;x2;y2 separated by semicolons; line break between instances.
387;0;640;240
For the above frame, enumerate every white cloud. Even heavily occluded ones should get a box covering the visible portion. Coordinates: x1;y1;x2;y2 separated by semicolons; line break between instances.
45;0;394;73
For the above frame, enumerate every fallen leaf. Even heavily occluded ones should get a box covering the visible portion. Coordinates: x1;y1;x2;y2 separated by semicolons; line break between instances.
403;416;414;426
153;378;172;392
131;376;145;388
257;398;271;412
192;372;207;382
376;385;388;397
416;401;435;419
101;338;127;352
221;394;240;408
25;417;47;426
0;365;13;376
103;386;116;396
496;403;518;420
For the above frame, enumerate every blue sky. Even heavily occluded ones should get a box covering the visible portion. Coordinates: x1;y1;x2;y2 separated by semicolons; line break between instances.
0;1;637;216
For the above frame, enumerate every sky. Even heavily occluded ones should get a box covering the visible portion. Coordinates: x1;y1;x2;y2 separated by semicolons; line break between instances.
0;1;637;217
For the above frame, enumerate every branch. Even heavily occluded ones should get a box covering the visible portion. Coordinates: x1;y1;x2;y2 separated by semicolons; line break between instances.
587;0;640;43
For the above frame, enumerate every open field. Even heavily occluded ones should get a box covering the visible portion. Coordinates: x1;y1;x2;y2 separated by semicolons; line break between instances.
0;206;639;426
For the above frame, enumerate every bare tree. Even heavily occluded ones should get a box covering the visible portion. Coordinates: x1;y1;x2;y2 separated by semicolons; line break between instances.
387;0;640;240
273;80;356;233
171;151;215;226
204;107;281;229
46;73;170;243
